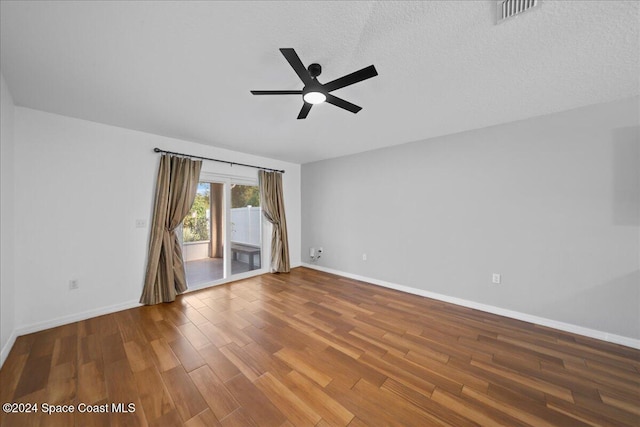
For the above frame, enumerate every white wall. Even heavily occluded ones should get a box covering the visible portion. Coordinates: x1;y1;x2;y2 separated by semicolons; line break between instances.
1;73;16;365
13;107;301;332
302;97;640;342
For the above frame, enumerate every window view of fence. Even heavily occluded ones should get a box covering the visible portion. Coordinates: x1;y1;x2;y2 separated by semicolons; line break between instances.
231;184;261;244
231;206;261;245
231;184;261;274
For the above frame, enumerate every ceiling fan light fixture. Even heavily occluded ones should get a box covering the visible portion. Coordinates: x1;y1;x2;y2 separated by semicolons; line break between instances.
303;90;326;104
302;80;327;104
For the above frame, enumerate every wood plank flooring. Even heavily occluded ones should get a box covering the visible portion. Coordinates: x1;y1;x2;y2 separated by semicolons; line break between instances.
1;267;639;426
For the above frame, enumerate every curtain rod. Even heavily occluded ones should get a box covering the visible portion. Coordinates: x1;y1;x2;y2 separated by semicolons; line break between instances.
153;148;285;174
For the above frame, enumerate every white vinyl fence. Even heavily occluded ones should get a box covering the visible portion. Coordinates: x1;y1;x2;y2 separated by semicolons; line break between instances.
231;206;262;246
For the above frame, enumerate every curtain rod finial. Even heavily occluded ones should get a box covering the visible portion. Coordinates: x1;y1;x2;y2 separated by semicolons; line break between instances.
154;148;162;153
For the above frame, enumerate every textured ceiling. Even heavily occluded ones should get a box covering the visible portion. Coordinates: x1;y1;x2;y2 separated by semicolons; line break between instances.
1;1;638;164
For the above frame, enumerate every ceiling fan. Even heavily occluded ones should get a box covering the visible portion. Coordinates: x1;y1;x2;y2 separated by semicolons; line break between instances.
251;48;378;119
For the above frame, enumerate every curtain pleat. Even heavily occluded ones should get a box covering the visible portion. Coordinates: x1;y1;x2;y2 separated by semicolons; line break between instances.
140;155;202;305
258;170;290;273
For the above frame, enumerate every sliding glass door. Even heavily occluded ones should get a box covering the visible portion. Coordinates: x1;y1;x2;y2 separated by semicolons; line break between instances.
182;177;262;288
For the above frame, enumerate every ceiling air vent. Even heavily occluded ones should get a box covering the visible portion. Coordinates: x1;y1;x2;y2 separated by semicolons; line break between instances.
498;0;539;22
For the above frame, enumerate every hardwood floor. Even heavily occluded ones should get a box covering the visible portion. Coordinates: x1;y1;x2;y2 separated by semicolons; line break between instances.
1;267;639;426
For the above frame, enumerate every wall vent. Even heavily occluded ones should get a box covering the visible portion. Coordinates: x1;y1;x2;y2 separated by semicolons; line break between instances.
498;0;539;22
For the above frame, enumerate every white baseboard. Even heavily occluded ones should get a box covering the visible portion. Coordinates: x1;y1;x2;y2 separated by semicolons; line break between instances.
0;330;18;368
301;263;640;350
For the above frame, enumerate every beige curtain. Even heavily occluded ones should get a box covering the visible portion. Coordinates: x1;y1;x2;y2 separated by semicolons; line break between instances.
258;170;290;273
140;155;202;305
209;183;224;258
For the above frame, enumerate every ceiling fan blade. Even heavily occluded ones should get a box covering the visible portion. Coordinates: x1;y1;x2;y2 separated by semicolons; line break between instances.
325;94;362;114
280;48;312;85
297;102;312;119
323;65;378;92
251;90;302;95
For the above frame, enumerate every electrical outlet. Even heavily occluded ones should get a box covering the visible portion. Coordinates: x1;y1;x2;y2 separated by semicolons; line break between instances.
135;219;147;228
317;247;323;254
362;253;367;261
492;273;501;284
69;279;79;290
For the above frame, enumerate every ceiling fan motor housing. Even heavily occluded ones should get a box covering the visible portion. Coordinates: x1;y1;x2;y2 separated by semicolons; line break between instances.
308;63;322;78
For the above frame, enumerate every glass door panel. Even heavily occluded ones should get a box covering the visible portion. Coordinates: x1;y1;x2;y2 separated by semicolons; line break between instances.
230;184;262;275
184;182;225;286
